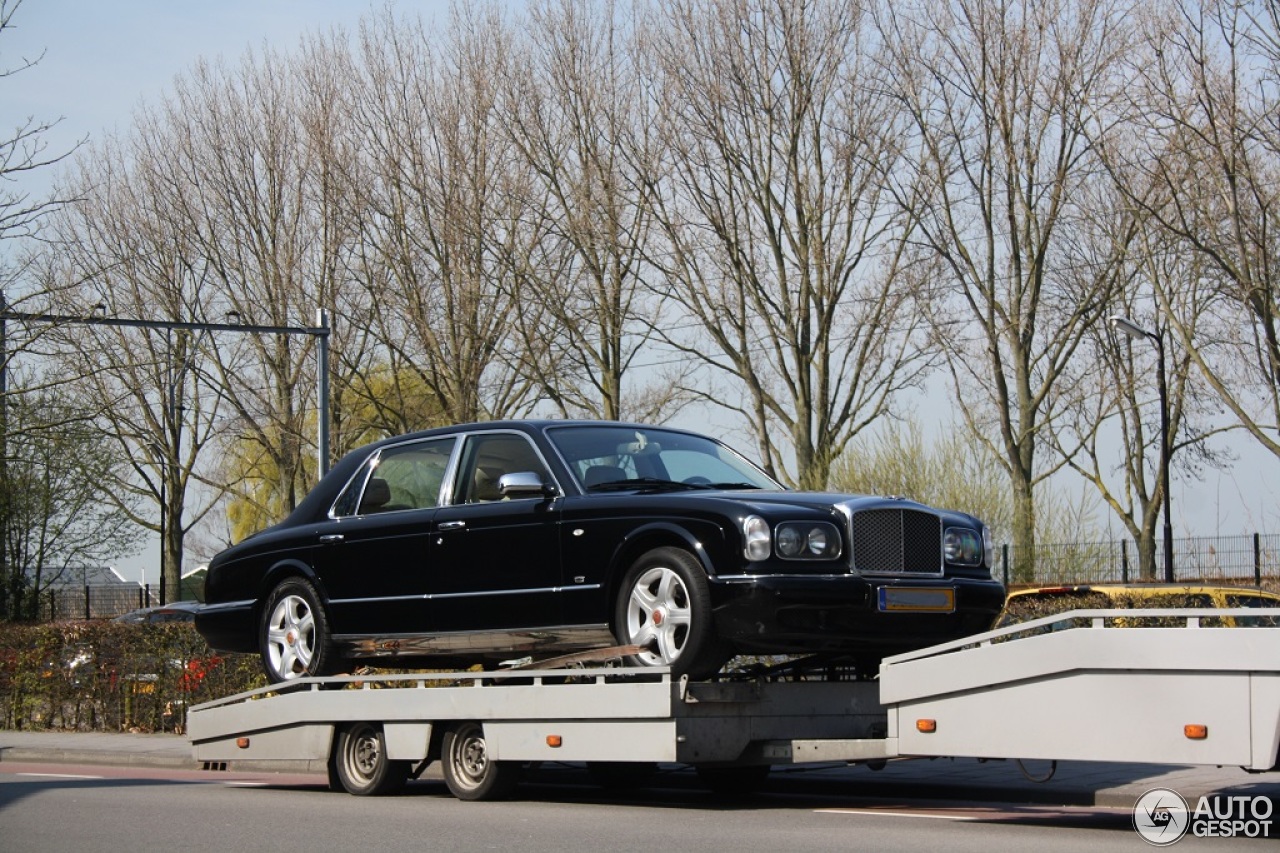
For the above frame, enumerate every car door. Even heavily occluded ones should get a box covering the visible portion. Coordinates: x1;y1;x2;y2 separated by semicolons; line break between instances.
312;436;457;636
429;430;563;632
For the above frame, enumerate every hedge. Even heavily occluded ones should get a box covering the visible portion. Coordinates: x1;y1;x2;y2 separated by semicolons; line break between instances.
0;621;265;733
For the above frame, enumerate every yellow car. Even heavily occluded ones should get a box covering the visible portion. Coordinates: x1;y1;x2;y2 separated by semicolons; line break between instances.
997;583;1280;629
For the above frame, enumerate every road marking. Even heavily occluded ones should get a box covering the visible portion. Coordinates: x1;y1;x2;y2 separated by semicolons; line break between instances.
224;781;271;787
16;772;103;780
816;808;980;821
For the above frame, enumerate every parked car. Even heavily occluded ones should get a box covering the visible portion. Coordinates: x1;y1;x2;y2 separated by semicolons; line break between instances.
114;600;204;624
997;583;1280;628
195;421;1006;682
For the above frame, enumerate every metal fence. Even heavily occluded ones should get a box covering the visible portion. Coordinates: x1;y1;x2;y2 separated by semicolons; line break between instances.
36;585;159;621
1002;533;1280;587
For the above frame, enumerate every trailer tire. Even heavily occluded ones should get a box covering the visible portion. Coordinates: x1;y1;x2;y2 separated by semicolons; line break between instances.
259;577;340;683
441;721;520;801
615;547;727;679
331;722;410;796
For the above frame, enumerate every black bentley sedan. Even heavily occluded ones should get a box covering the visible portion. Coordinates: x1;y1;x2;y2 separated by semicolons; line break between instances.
195;421;1006;682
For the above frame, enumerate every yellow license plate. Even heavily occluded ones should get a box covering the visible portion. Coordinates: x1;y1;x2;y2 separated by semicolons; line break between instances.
878;587;955;613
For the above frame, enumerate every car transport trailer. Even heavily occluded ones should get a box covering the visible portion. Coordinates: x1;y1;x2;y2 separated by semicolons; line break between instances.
187;608;1280;799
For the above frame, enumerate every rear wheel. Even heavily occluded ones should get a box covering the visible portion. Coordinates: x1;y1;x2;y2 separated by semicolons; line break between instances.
259;577;340;683
614;547;727;679
331;722;410;796
440;721;520;801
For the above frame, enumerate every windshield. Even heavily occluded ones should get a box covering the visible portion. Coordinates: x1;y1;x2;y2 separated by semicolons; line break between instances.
545;425;782;493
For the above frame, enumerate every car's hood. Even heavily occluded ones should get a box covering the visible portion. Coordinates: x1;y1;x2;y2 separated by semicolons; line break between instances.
632;488;984;528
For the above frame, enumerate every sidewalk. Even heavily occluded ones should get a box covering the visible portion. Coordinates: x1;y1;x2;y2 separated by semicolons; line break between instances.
1;728;1276;808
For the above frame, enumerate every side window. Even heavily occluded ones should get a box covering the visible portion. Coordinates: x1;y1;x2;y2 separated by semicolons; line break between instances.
454;433;551;504
331;457;376;518
331;438;456;518
367;437;456;512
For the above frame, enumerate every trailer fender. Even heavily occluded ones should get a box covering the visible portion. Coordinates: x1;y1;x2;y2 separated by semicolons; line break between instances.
383;722;434;761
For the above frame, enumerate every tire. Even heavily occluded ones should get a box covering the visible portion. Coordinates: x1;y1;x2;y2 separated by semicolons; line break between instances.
331;722;410;796
259;577;339;683
614;546;727;680
440;721;520;801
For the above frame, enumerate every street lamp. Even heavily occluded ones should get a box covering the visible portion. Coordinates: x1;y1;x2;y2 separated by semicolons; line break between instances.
1109;315;1174;582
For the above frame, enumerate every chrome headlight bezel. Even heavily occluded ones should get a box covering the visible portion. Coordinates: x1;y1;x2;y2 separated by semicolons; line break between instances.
774;521;842;560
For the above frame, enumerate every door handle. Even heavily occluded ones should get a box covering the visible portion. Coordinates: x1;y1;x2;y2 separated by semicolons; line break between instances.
438;520;466;531
319;534;344;544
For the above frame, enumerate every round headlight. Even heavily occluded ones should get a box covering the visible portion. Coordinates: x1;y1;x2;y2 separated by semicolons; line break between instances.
777;525;804;557
807;526;829;556
944;529;962;562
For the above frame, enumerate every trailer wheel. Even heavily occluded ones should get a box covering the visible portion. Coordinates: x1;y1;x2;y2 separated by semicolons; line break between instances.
441;721;519;801
615;547;727;679
331;722;410;796
259;577;339;683
696;764;770;796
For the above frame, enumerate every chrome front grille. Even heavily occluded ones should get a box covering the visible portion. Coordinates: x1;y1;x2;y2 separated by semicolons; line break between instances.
849;507;943;575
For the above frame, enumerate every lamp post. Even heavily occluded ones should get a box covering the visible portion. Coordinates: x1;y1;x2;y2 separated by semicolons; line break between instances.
1109;315;1174;582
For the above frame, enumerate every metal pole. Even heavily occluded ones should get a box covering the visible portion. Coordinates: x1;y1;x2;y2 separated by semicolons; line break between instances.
316;308;330;477
1156;329;1174;582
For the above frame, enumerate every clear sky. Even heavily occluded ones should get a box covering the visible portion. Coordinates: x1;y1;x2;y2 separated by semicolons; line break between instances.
5;0;1280;585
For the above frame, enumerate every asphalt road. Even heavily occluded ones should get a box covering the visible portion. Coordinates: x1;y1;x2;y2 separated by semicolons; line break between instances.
2;760;1275;853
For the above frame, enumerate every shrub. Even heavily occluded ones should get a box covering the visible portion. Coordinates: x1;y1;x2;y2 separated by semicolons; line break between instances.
0;621;265;732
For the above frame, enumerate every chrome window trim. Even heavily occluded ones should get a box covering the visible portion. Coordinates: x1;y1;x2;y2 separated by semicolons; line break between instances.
328;433;463;520
444;428;563;506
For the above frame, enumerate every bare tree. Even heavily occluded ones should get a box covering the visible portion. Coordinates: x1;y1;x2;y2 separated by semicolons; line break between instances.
153;45;359;532
641;0;931;489
876;0;1137;578
41;130;230;600
1108;0;1280;461
0;0;92;614
346;5;543;425
0;0;82;252
498;0;689;422
1053;207;1226;578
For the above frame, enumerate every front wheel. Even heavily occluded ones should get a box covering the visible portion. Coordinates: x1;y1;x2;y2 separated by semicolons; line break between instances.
259;577;340;683
331;722;410;796
614;546;727;680
440;721;520;801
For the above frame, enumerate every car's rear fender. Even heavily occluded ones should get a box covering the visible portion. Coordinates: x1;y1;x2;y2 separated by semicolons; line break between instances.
256;558;329;618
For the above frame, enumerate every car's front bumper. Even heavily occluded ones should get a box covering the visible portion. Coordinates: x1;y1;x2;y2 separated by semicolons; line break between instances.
708;573;1007;656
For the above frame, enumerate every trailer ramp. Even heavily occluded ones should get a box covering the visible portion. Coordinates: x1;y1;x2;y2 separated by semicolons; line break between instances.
880;608;1280;771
